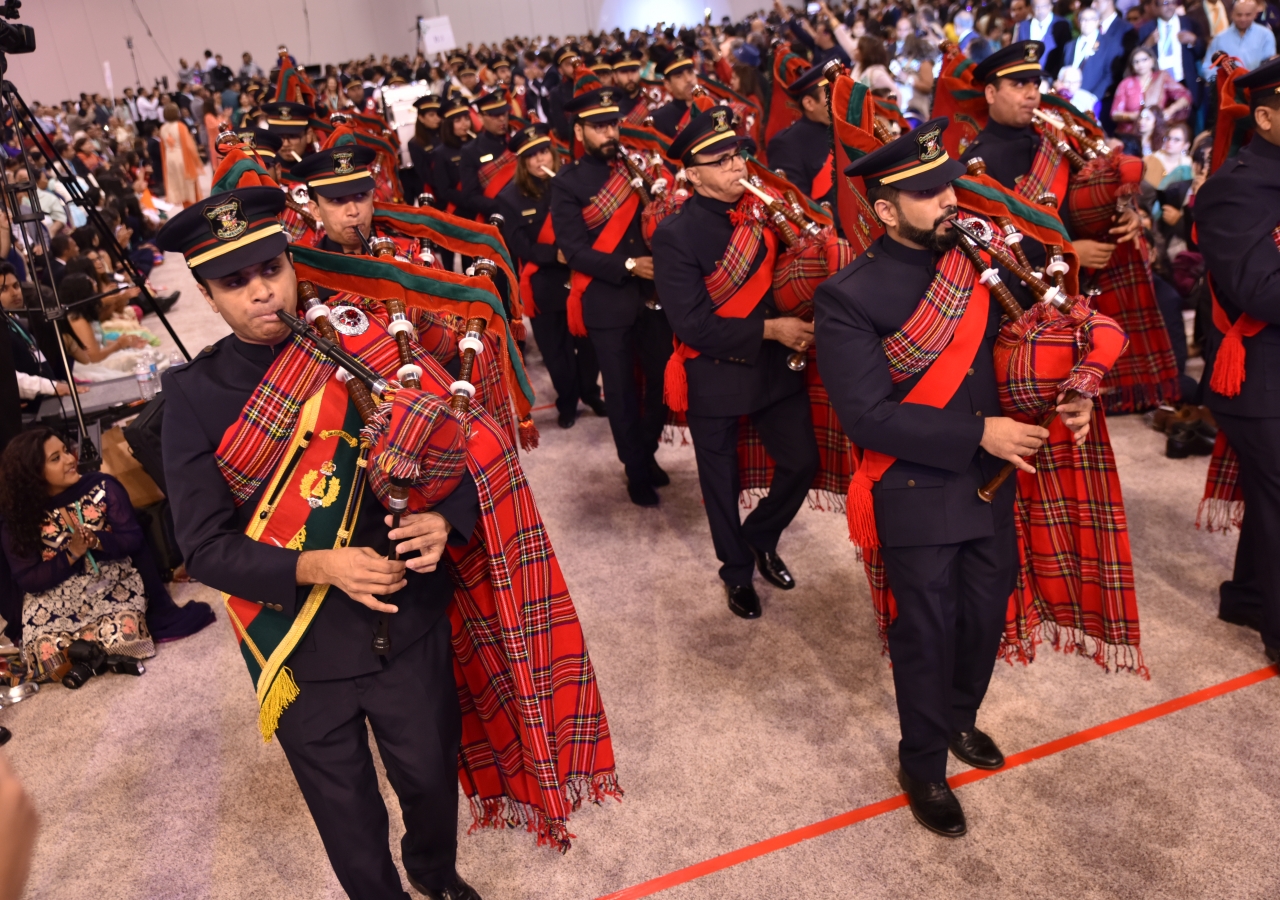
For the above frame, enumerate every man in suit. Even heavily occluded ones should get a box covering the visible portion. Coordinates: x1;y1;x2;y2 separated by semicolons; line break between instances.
1015;0;1069;54
1061;1;1134;100
814;118;1093;836
1195;57;1280;664
651;109;820;618
158;184;484;900
550;88;672;506
1138;0;1207;109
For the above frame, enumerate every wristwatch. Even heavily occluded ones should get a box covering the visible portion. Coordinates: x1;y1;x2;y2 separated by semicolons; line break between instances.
624;257;636;273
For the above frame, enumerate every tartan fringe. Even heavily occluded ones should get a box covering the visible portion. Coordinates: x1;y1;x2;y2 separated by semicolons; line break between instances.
1196;496;1244;534
1000;620;1149;679
1098;376;1183;414
466;772;623;853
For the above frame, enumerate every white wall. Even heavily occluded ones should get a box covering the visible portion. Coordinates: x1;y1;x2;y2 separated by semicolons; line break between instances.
3;0;761;103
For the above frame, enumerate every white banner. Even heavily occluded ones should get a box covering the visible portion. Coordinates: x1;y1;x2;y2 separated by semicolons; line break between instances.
418;16;457;56
103;61;114;99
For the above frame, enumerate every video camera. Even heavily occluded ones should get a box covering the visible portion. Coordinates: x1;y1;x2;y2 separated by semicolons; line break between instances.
0;1;36;63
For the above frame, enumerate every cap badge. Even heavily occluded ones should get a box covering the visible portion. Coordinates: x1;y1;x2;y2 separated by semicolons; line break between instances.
332;150;355;175
238;131;255;146
917;127;944;163
710;108;731;132
600;89;614;106
1024;44;1039;62
205;198;249;241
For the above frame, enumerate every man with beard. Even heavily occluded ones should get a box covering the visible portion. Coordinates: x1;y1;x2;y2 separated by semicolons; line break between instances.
609;49;648;120
650;46;700;138
815;119;1091;837
550;88;672;506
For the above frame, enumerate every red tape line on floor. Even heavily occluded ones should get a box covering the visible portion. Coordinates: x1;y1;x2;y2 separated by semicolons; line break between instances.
597;663;1279;900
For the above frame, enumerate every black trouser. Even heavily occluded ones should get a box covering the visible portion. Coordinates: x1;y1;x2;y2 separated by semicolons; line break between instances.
588;307;672;486
881;508;1018;784
275;614;461;900
529;309;602;417
1215;413;1280;652
686;388;819;587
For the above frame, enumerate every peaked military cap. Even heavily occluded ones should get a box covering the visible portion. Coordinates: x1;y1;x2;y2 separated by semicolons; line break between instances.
786;63;831;98
508;122;553;156
472;89;510;115
658;45;696;77
1238;55;1280;97
413;94;442;112
290;145;377;198
608;49;645;71
564;87;624;123
440;94;472;119
972;40;1045;84
261;101;313;136
155;186;287;279
668;105;747;164
843;116;966;190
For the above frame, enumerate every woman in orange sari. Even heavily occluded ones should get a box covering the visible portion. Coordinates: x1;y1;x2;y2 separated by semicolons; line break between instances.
159;104;203;208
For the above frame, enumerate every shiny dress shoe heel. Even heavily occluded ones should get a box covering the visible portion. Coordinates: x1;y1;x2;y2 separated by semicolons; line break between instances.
627;482;660;507
557;410;577;429
751;548;795;590
726;584;762;619
585;397;608;417
407;872;483;900
948;729;1005;770
898;769;966;837
1266;645;1279;664
1166;422;1215;458
649;459;670;487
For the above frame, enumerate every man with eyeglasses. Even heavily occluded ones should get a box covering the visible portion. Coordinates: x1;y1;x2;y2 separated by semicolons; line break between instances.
550;88;672;507
650;109;819;618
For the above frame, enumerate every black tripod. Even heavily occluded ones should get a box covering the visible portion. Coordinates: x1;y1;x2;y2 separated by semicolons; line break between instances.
0;68;191;468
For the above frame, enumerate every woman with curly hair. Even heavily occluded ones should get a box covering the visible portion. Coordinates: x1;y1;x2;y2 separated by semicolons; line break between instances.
0;429;214;680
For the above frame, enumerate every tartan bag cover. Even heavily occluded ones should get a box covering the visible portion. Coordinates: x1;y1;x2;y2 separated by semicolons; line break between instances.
216;301;619;850
1062;152;1179;412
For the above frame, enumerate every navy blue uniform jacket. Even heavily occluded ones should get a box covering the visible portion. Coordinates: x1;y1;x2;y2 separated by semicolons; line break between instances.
814;235;1014;547
1196;137;1280;418
548;153;649;330
650;192;804;417
496;180;571;312
162;335;479;682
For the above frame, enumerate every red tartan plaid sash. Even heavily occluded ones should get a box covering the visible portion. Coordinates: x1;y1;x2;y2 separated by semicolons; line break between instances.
663;198;779;412
214;301;619;848
566;164;640;337
1017;135;1069;203
478;149;518;198
518;211;556;318
847;249;990;557
624;98;650;124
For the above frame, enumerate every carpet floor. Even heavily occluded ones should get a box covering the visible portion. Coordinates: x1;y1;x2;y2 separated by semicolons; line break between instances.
2;253;1276;900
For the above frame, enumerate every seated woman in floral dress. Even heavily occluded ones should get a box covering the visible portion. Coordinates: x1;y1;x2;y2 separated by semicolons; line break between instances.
0;428;213;680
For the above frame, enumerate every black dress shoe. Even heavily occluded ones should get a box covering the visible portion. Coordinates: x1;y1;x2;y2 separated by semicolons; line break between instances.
1166;422;1215;458
627;482;659;507
751;548;795;590
1266;645;1279;664
899;769;966;837
949;729;1005;770
726;584;762;618
557;410;577;429
584;397;608;417
1219;607;1263;633
407;872;483;900
649;459;670;487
